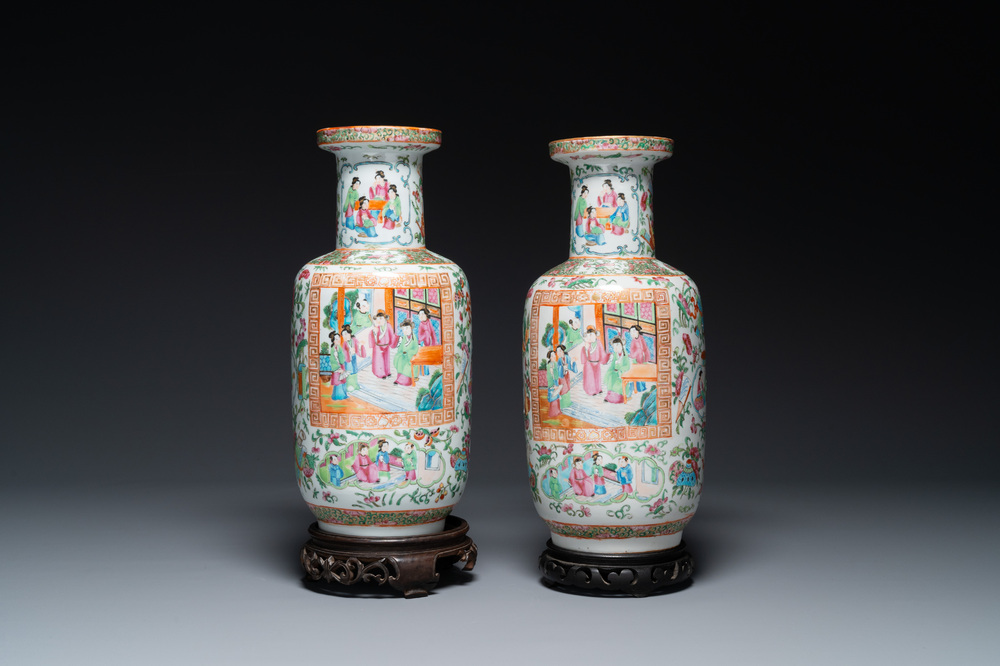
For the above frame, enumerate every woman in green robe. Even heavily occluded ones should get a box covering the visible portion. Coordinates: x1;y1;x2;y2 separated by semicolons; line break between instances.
603;337;632;404
383;184;402;230
392;319;419;386
342;177;361;229
572;185;589;237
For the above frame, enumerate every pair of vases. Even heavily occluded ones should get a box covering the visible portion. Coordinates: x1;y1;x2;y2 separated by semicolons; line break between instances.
292;126;705;593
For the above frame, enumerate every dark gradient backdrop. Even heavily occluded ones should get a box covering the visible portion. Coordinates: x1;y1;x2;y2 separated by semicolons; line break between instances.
2;8;995;492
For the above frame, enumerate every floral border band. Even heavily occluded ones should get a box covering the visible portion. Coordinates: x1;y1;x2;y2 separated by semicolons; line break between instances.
548;136;673;156
544;515;691;540
308;503;452;527
317;126;442;147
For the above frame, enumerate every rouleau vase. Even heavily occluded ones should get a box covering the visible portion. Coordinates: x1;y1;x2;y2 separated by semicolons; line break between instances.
523;136;706;561
291;125;472;538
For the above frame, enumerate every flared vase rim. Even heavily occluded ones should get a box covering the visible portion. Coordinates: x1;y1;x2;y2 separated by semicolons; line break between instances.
316;125;443;147
548;135;674;158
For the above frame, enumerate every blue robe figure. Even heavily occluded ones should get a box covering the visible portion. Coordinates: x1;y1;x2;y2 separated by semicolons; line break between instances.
329;461;344;487
617;462;634;494
608;202;629;234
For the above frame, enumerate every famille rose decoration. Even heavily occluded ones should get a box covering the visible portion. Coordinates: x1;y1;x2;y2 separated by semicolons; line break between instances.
523;136;705;596
293;126;475;598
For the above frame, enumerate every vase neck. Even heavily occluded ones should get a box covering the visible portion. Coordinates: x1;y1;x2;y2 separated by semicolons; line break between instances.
549;136;672;260
317;126;441;251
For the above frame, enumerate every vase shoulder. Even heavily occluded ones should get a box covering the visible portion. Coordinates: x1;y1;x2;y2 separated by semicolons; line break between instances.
304;247;457;269
532;256;689;283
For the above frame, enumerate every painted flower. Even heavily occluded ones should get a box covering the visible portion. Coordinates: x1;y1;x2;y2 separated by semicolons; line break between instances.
581;506;591;517
640;191;648;211
311;446;319;453
299;269;310;280
644;444;661;455
322;491;332;501
683;333;693;356
565;443;574;455
690;446;701;460
562;503;573;513
675;371;685;396
303;467;314;478
449;425;459;433
537;445;553;457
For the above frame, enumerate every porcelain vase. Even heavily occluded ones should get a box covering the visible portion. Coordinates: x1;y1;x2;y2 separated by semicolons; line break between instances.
292;125;471;537
523;136;705;554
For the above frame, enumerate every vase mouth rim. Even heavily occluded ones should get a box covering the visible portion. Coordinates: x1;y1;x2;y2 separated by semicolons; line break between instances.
316;125;442;146
549;135;674;157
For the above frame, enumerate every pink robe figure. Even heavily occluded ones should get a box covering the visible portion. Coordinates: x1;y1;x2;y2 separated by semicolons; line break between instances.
597;190;616;208
369;324;397;378
547;395;561;418
629;335;651;364
369;182;388;200
352;453;378;483
343;337;367;363
586;215;601;235
569;468;595;496
559;369;571;395
581;341;610;395
418;319;438;347
356;207;377;230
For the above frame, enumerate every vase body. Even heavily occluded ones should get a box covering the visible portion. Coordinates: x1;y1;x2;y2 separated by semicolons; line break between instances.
292;126;471;537
523;136;705;553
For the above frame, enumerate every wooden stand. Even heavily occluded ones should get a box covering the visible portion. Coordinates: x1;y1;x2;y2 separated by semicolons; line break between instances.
300;516;477;598
539;540;693;597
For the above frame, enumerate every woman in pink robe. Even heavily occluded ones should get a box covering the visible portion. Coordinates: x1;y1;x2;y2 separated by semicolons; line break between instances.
369;170;388;200
416;309;438;377
568;458;595;497
628;324;651;392
417;309;437;346
580;327;610;395
352;443;378;483
597;179;617;208
368;312;397;379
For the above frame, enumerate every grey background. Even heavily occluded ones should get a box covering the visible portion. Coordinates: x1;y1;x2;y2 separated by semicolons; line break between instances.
2;5;997;663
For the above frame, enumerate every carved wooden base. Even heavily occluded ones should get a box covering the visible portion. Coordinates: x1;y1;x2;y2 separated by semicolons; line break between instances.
300;516;477;598
539;540;693;597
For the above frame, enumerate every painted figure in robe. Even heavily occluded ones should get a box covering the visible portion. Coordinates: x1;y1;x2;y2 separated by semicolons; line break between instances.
569;457;595;496
580;327;610;396
628;324;651;392
392;319;419;386
369;311;398;379
603;336;632;404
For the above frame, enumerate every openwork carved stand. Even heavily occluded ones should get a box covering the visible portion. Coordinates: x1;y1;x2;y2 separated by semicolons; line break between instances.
539;540;693;597
301;516;477;598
